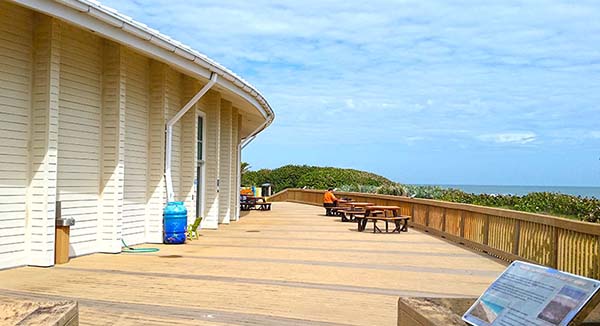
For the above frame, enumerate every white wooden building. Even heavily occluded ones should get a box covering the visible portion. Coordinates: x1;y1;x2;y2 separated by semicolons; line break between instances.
0;0;274;270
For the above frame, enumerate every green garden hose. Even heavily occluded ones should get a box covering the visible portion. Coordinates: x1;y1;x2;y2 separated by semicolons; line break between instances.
121;239;160;253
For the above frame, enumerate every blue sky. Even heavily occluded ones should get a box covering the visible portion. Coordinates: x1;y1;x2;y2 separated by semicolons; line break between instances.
102;0;600;186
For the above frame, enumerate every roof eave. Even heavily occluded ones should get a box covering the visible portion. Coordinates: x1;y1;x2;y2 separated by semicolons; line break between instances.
9;0;274;139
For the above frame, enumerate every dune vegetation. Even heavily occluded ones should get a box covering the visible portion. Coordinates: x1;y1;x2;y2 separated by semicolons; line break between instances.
243;164;600;222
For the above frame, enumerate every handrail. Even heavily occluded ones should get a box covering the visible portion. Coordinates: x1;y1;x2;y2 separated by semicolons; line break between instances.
272;188;600;279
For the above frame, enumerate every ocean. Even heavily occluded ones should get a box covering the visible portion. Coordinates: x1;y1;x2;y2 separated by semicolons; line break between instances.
427;185;600;199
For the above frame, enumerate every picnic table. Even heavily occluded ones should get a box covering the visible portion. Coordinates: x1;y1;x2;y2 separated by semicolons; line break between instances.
337;202;374;222
240;196;271;211
355;205;410;233
347;202;373;209
247;196;267;202
323;198;352;217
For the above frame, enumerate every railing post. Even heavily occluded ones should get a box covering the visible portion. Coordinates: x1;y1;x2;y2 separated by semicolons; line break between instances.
513;220;521;255
442;208;447;232
483;215;490;246
594;237;600;279
277;189;600;279
460;210;465;238
551;227;559;269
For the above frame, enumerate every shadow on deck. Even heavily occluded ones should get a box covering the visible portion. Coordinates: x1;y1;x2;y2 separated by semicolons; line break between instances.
0;202;506;326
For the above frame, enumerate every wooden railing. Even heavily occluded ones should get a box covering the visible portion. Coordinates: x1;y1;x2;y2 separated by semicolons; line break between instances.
269;188;600;279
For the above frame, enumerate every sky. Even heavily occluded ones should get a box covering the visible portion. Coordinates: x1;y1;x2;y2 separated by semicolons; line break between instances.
101;0;600;186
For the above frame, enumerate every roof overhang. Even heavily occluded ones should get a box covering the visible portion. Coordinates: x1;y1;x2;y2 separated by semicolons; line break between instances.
9;0;274;140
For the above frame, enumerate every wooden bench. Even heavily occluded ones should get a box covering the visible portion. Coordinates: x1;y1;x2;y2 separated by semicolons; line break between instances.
357;216;410;233
240;200;255;211
240;196;269;211
329;206;343;215
256;202;271;210
324;206;349;217
337;208;365;222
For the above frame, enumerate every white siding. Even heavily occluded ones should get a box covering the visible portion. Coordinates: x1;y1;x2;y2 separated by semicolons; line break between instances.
146;61;166;243
230;109;240;221
0;2;32;269
218;100;232;224
0;2;270;268
165;68;182;201
181;77;198;224
99;40;125;253
28;15;61;266
57;25;102;257
198;91;221;229
123;50;149;245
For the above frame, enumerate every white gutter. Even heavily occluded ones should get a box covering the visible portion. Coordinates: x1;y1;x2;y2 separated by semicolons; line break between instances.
166;73;218;202
10;0;275;198
241;136;256;149
10;0;275;129
241;119;270;149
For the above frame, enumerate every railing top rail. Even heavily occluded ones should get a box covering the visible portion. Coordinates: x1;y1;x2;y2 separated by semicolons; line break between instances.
282;188;600;236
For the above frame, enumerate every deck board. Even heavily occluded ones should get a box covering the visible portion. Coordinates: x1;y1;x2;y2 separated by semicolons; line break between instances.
0;202;506;325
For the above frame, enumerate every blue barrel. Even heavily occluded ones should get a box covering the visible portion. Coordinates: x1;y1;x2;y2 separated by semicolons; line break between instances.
163;201;187;244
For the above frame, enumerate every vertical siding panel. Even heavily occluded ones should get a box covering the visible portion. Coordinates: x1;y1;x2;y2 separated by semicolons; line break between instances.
0;2;32;268
198;90;221;229
165;68;182;201
146;61;167;243
28;14;61;266
230;109;240;221
236;112;243;218
57;25;102;256
99;40;125;253
122;49;149;245
218;100;232;224
181;77;198;224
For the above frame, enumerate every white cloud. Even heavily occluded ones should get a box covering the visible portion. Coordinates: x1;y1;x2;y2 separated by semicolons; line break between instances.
345;99;355;109
99;0;600;153
478;132;537;144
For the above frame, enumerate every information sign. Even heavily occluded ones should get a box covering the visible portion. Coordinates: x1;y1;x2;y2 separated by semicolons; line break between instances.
463;261;600;326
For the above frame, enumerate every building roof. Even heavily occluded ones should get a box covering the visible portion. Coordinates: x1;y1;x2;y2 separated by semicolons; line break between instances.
12;0;274;139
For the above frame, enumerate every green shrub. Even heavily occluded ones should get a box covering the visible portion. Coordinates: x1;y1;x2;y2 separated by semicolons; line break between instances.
411;188;600;223
243;164;394;193
242;164;600;223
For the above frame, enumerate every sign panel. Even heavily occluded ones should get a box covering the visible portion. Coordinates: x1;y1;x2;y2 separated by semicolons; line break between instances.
463;261;600;326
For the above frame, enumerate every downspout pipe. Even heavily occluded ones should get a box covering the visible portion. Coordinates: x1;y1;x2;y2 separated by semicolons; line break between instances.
240;118;270;149
241;136;256;149
236;105;274;219
166;72;218;202
236;121;265;219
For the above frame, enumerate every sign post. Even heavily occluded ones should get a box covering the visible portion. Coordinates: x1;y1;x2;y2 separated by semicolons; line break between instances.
463;261;600;326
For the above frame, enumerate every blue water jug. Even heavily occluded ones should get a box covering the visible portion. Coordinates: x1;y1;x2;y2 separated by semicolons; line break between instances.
163;201;187;244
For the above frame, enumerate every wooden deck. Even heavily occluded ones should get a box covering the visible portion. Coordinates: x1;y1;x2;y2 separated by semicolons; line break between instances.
0;202;507;325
